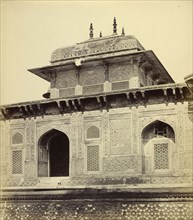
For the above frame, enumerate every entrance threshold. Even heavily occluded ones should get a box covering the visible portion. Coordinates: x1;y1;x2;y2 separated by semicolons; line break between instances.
37;176;70;187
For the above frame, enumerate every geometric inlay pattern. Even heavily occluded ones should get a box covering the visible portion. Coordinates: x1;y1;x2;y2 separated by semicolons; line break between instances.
87;145;99;172
154;143;169;170
1;201;192;220
12;150;22;174
109;118;131;155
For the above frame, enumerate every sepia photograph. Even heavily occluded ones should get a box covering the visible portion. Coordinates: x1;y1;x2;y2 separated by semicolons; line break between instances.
0;1;192;219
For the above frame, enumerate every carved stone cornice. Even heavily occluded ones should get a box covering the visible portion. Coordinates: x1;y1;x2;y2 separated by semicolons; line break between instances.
0;83;191;121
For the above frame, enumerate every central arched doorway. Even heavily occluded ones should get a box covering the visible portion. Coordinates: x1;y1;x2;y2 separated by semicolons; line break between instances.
38;129;69;177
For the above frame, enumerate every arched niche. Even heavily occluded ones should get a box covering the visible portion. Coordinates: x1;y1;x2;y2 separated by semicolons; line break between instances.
141;120;175;174
142;120;175;143
38;129;69;177
86;125;100;139
12;132;23;145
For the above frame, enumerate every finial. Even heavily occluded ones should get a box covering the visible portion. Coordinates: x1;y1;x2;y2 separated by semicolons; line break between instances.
121;27;125;36
113;17;117;35
99;31;102;37
89;23;94;39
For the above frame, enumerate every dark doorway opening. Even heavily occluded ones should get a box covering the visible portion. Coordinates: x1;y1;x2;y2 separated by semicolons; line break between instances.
38;129;69;177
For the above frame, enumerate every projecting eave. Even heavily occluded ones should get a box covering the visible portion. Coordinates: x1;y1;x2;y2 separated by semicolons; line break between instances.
144;50;174;83
28;49;174;84
0;83;191;121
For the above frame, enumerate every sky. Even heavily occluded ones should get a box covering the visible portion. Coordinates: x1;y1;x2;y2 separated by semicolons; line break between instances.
1;0;192;105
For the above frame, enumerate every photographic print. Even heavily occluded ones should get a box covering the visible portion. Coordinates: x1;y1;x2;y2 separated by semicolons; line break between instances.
0;1;192;219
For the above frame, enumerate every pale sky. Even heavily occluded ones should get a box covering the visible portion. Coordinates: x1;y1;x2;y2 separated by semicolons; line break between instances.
1;1;192;105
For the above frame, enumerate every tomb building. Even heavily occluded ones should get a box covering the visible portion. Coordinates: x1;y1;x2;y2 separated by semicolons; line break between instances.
0;19;192;219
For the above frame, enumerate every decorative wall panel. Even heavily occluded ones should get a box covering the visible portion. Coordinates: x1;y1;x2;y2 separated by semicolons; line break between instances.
12;132;23;145
109;116;131;155
176;103;184;151
131;107;138;154
87;145;100;172
154;143;169;169
3;201;192;220
77;113;83;158
179;154;193;170
109;63;131;82
103;156;135;173
111;81;129;91
184;115;193;152
25;127;30;161
82;84;103;95
86;125;100;139
12;150;22;174
70;113;77;156
59;88;75;97
103;111;109;156
55;70;77;88
80;67;105;86
36;118;71;141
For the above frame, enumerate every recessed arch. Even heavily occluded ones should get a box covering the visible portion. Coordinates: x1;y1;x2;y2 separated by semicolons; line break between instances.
12;132;23;145
141;120;175;142
86;125;100;139
38;129;69;177
141;120;175;174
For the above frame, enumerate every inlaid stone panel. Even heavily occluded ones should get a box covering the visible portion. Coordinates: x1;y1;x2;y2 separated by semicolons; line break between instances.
103;156;135;173
109;117;131;155
2;201;192;220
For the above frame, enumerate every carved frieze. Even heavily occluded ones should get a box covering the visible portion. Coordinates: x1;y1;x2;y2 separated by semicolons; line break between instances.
51;37;140;62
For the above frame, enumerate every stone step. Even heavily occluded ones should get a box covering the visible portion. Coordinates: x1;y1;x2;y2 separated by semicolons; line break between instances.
37;177;71;187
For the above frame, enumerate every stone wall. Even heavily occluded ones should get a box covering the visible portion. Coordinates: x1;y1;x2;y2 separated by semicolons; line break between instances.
50;59;154;98
0;101;192;187
1;200;192;220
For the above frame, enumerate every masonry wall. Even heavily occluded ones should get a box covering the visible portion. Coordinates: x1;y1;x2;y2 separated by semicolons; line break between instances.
0;101;192;187
50;59;154;98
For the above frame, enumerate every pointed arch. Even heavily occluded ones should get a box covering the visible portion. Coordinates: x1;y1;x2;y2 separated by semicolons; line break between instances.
86;125;100;139
38;129;69;177
141;120;175;142
141;120;176;174
12;132;23;145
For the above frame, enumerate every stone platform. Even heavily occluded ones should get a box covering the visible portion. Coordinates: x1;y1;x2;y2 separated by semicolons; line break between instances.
1;185;192;220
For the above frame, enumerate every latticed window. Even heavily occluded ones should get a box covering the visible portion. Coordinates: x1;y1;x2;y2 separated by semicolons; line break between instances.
154;143;169;170
12;132;23;145
12;150;23;174
86;126;100;139
154;124;168;137
87;145;99;172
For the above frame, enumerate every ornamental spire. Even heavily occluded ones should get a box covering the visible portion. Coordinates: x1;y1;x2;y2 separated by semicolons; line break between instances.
121;27;125;36
89;23;94;39
113;17;117;35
